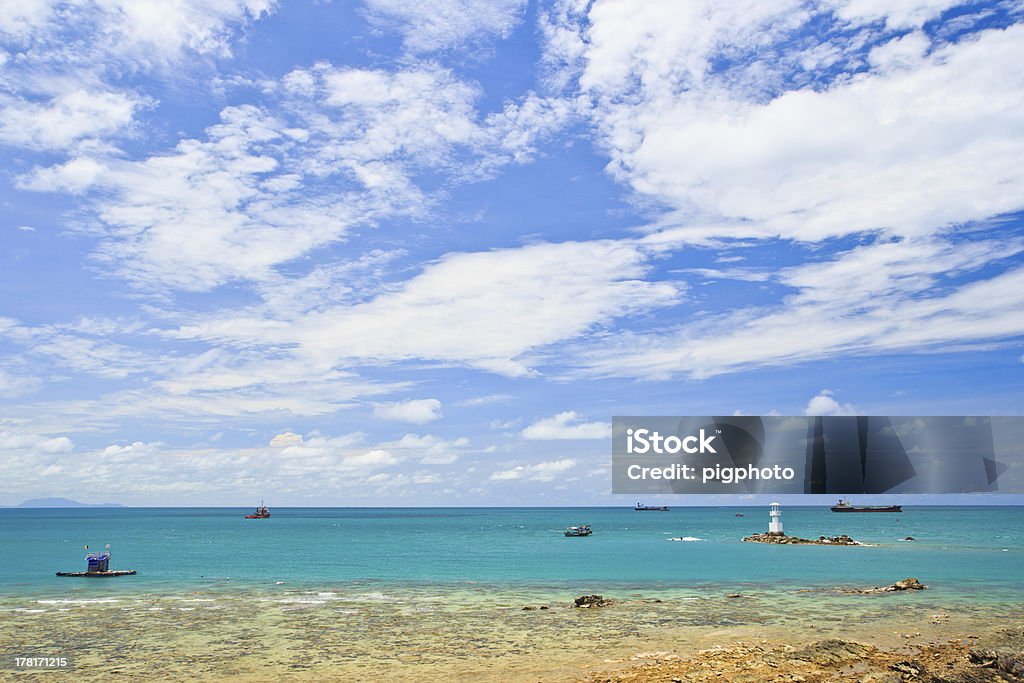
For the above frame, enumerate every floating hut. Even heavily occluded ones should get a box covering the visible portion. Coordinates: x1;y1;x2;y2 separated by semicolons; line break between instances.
56;545;136;577
87;551;110;573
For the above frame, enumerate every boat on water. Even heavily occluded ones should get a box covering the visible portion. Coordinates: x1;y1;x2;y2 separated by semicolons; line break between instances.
634;502;670;511
57;545;135;578
564;525;593;537
831;499;902;513
246;501;271;519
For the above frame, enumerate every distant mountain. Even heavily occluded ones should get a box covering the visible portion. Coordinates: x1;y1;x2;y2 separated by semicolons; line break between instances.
13;497;124;508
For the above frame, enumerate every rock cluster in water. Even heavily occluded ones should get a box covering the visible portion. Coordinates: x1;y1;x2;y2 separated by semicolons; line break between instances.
855;577;927;594
573;594;612;608
742;532;861;545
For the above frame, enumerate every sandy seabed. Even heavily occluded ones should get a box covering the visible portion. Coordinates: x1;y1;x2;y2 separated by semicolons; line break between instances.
1;585;1021;681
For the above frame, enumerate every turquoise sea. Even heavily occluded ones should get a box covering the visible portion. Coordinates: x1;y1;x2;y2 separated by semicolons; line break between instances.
2;506;1022;680
2;505;1021;597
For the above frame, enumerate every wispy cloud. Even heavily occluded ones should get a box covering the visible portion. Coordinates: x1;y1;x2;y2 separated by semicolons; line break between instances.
362;0;527;53
577;237;1024;379
490;458;576;481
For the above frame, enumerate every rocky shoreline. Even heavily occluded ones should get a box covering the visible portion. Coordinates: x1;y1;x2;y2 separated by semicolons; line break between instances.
579;627;1024;682
743;532;864;545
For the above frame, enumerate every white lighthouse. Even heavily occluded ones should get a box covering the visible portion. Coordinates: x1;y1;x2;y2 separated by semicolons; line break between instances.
768;502;784;536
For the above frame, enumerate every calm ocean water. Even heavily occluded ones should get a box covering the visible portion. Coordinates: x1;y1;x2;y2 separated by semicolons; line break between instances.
1;506;1021;600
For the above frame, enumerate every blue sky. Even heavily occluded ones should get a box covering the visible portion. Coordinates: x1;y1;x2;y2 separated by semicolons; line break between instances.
1;0;1023;506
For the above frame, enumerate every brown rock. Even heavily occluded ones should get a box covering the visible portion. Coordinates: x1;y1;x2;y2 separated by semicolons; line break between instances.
574;594;612;608
790;639;873;665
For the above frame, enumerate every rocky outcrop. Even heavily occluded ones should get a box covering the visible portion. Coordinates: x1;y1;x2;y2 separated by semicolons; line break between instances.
742;533;861;545
970;647;1024;677
573;594;611;608
969;627;1024;678
856;577;927;594
579;629;1024;683
790;639;873;665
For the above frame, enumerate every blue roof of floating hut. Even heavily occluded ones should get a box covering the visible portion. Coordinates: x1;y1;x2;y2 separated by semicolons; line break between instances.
85;551;110;561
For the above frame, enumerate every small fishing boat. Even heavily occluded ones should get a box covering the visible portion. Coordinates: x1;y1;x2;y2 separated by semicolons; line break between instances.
564;525;593;537
56;545;135;577
246;501;271;518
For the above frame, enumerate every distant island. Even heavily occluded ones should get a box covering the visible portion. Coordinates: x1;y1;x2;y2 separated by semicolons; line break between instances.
8;497;124;508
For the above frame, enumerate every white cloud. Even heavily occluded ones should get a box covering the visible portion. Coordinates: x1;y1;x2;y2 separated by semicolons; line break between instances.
548;4;1024;241
373;399;443;425
0;317;157;380
489;458;577;481
0;1;274;158
0;0;273;63
20;64;569;292
269;431;303;447
340;449;398;469
169;239;679;377
825;0;965;29
0;430;74;454
380;433;471;464
521;411;611;440
102;441;162;457
454;394;513;407
578;237;1024;379
21;105;366;290
362;0;527;52
0;369;42;398
804;390;858;416
0;89;145;151
0;428;479;502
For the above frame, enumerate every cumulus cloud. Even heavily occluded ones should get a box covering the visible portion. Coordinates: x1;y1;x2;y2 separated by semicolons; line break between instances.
804;390;858;416
568;8;1024;241
0;89;147;152
0;427;477;502
373;399;443;424
0;430;74;454
269;431;303;447
521;411;611;440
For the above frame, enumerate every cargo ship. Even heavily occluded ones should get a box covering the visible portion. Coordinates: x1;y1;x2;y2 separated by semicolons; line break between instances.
634;502;670;511
831;499;901;512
